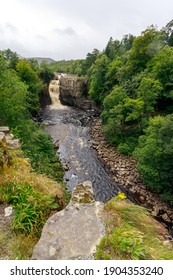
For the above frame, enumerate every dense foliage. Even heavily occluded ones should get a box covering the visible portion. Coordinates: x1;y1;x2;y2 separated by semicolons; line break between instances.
48;59;84;76
0;50;63;182
134;115;173;203
82;21;173;204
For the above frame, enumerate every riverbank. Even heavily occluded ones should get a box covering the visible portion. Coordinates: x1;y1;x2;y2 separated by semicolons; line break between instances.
90;118;173;234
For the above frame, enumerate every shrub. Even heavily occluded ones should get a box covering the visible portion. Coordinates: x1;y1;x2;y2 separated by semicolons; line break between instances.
12;120;64;181
133;114;173;204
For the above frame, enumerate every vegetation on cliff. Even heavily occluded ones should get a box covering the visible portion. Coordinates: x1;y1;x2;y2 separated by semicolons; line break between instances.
0;49;64;182
96;195;173;260
0;136;65;259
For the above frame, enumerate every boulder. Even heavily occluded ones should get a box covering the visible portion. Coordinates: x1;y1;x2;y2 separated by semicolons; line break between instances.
71;181;95;204
6;139;20;150
5;133;14;140
0;127;10;134
32;181;104;260
162;213;171;223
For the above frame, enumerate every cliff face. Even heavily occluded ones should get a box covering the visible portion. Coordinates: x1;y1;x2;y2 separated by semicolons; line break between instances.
39;84;52;108
58;74;98;112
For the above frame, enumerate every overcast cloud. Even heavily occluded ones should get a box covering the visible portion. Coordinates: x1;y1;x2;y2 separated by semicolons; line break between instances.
0;0;173;60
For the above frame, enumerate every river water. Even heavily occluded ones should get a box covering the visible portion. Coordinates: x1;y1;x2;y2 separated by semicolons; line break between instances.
42;81;126;203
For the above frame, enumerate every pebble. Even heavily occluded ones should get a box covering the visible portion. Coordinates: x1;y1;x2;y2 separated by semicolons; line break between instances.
4;206;13;217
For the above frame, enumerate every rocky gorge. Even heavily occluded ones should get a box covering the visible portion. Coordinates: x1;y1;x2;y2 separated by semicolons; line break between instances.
25;74;173;259
47;74;173;232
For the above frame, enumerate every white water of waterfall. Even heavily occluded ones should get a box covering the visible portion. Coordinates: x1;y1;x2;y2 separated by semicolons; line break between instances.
49;80;65;108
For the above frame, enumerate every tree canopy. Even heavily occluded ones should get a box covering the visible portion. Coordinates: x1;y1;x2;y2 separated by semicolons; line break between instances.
84;20;173;204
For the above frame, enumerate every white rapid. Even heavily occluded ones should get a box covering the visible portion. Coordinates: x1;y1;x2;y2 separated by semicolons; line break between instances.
48;79;65;108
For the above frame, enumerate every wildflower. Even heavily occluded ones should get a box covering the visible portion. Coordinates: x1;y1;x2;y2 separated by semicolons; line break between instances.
117;192;126;200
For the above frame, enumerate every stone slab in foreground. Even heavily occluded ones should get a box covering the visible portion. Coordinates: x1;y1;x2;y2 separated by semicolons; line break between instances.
32;181;104;260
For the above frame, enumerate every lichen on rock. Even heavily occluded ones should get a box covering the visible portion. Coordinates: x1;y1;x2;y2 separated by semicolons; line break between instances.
32;181;104;260
71;181;95;204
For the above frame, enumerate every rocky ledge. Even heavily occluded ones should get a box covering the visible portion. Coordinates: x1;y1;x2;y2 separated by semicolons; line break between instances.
90;119;173;232
0;127;20;149
0;126;21;168
32;181;104;260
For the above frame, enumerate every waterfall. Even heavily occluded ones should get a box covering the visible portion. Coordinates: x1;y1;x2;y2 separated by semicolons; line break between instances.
49;79;63;107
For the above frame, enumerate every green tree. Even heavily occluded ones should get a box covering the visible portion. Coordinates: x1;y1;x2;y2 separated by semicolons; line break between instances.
0;50;64;184
82;49;100;75
0;65;28;127
162;19;173;46
121;34;136;52
16;59;42;115
104;37;121;60
124;97;144;127
105;58;123;92
148;46;173;98
27;58;40;72
13;120;64;181
39;61;54;84
88;54;110;103
134;114;173;204
137;77;163;115
101;86;127;143
128;26;159;73
1;48;19;69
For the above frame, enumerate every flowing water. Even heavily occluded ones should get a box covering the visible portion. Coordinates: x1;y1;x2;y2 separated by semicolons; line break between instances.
43;80;127;202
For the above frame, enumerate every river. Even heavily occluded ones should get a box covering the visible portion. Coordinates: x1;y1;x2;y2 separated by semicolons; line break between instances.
42;80;133;203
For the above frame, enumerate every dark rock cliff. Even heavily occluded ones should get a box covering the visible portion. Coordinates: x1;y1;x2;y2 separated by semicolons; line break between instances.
58;74;99;113
39;84;52;108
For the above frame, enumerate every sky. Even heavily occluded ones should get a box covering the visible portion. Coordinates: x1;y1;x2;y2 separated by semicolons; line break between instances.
0;0;173;61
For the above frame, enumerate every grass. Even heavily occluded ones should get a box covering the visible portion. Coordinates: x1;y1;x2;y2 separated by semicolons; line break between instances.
1;155;65;201
0;181;60;235
0;230;38;260
96;196;173;260
0;144;67;259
